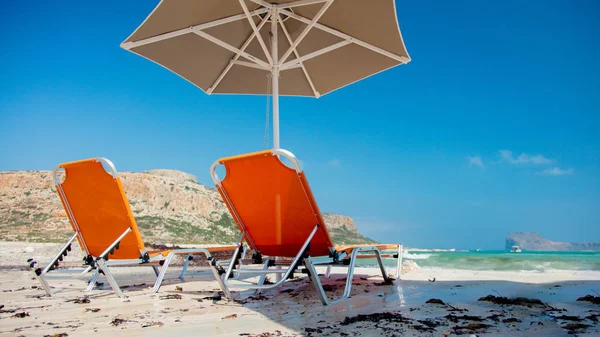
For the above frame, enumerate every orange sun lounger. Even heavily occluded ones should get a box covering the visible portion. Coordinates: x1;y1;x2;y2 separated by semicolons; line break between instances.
32;158;239;298
210;149;403;305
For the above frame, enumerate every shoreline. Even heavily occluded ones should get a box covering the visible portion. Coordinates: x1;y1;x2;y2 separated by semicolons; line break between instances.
4;241;599;275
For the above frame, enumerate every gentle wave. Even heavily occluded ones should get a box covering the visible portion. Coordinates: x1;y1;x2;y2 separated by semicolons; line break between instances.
357;250;600;272
403;252;432;260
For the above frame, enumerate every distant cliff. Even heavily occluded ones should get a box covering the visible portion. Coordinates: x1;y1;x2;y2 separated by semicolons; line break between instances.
506;232;600;251
0;170;376;245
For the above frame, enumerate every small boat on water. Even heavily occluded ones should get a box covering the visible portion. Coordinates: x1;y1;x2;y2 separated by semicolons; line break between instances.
510;245;522;253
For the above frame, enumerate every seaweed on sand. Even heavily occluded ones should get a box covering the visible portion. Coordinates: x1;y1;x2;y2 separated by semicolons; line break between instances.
478;295;545;307
340;312;412;326
576;295;600;305
426;298;446;305
452;323;492;334
562;323;591;333
160;294;182;300
444;314;485;323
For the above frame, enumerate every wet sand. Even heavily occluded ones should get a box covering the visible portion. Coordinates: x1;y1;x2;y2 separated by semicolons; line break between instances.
1;242;599;336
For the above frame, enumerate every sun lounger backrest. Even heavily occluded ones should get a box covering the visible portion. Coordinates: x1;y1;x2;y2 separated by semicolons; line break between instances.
54;158;145;259
215;150;335;258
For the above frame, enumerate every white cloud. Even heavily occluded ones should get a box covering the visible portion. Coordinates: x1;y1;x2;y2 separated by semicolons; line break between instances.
328;159;340;166
538;167;574;176
467;156;484;168
499;150;554;165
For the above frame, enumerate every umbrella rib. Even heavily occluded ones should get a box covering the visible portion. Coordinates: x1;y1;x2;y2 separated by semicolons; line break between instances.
208;13;272;94
249;0;329;10
232;60;267;70
120;8;269;50
280;9;411;64
277;13;319;98
238;0;273;66
248;0;274;8
274;0;331;9
278;0;334;66
280;40;351;70
194;30;270;69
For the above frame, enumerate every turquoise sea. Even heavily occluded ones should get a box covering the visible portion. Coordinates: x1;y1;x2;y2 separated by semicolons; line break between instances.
359;251;600;272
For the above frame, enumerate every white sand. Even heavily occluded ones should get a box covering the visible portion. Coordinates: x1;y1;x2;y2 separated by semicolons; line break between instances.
1;242;599;336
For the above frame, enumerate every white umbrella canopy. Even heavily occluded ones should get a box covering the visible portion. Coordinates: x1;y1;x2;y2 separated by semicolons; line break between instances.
121;0;411;148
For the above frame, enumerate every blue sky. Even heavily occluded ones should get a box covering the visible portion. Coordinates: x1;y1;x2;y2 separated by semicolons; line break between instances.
1;0;599;249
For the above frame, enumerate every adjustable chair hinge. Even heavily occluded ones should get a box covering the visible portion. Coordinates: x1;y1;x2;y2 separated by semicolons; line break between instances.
302;244;310;258
108;242;121;257
60;245;70;258
140;252;150;264
267;259;276;267
252;252;263;264
235;245;245;261
35;268;42;276
231;245;244;268
83;255;96;268
212;259;226;276
331;250;340;264
211;258;227;276
289;251;309;280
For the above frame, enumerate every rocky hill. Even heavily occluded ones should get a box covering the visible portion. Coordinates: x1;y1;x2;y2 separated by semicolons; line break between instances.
0;170;376;245
506;232;600;251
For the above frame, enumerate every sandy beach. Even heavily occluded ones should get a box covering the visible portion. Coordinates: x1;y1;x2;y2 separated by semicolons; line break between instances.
1;242;599;336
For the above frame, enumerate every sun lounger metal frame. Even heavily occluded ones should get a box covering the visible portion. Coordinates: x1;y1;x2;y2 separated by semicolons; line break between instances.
211;149;403;305
33;157;241;298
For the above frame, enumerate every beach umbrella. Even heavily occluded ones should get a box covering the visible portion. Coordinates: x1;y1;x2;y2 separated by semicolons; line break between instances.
121;0;411;149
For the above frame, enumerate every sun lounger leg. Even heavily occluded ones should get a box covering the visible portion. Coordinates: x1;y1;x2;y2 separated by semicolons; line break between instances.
219;235;245;300
304;257;330;305
223;226;319;292
152;265;160;277
230;245;249;280
34;232;79;296
95;259;124;298
213;266;231;300
306;247;391;305
396;245;403;280
152;248;219;294
152;251;178;293
85;269;100;292
37;274;53;296
178;255;192;279
223;234;245;279
256;258;271;286
375;251;389;283
325;265;332;278
89;228;131;298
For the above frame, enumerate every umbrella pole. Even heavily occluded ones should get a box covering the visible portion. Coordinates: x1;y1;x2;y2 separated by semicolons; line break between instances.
271;9;283;282
271;9;280;150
